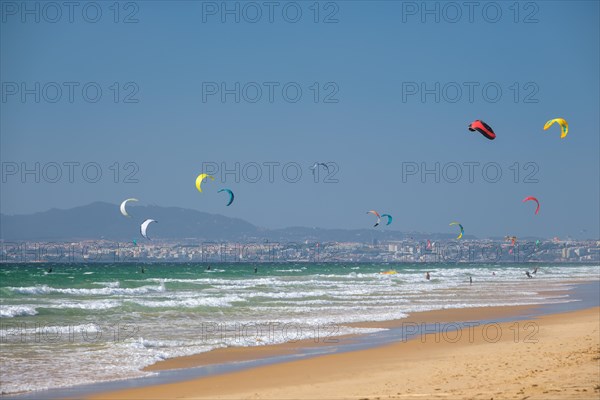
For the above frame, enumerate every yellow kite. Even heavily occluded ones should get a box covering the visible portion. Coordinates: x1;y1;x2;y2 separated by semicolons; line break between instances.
543;118;568;139
195;173;214;192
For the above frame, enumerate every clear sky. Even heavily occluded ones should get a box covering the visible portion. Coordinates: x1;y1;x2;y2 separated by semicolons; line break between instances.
1;0;599;239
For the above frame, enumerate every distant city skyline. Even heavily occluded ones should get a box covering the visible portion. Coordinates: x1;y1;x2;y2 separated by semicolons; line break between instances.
2;235;598;264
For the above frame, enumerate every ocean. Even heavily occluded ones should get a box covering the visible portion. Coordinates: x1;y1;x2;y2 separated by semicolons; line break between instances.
1;262;598;395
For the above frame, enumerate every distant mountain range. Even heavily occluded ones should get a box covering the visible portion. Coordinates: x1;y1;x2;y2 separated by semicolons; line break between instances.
0;202;464;242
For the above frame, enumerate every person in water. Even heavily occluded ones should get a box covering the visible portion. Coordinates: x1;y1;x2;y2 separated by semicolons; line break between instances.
254;266;258;274
525;271;532;278
469;276;472;285
47;267;53;273
141;267;145;274
532;267;538;274
207;265;211;271
425;271;430;280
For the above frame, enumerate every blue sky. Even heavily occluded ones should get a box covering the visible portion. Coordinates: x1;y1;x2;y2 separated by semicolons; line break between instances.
1;0;599;239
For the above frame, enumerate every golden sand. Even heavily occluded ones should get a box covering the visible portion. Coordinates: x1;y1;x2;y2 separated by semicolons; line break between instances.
88;306;600;399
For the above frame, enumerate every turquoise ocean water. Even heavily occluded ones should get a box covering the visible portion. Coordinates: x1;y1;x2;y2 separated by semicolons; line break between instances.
1;262;598;394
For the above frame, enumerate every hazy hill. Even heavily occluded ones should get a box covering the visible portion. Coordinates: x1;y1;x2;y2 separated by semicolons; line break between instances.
1;202;464;242
0;202;260;241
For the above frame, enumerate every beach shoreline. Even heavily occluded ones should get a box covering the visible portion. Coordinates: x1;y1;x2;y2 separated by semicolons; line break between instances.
86;305;600;400
144;304;536;373
4;279;598;400
142;283;591;373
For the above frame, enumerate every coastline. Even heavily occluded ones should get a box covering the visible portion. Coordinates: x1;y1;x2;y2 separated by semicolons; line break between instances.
88;306;600;400
5;280;598;400
143;284;592;373
145;304;535;373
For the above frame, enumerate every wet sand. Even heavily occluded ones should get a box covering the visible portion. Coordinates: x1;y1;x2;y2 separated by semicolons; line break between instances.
88;305;600;399
145;304;535;372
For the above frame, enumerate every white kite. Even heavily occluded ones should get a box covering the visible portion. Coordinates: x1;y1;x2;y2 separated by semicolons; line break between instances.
120;198;139;217
140;219;157;239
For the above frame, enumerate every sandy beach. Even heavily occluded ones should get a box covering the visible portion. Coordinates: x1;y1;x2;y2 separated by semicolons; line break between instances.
142;304;534;372
88;305;600;400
